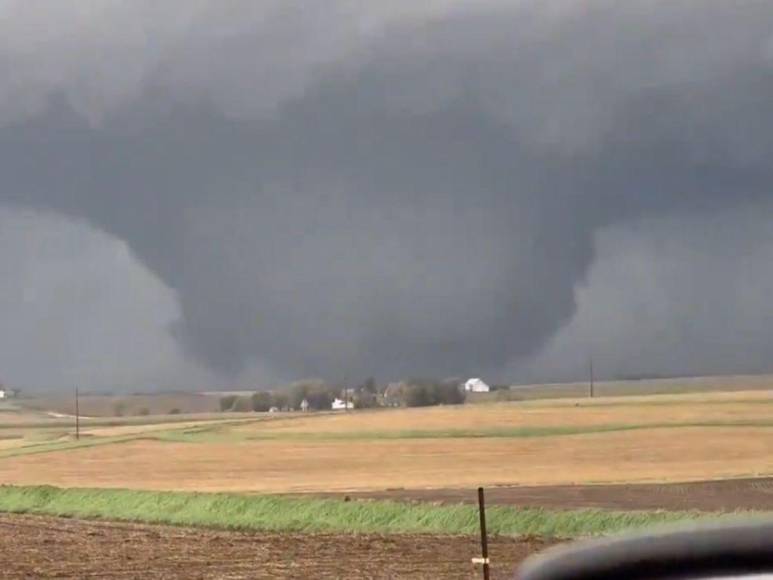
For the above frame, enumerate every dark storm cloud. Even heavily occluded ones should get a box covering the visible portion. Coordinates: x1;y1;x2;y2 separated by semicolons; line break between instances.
0;208;217;391
1;0;773;383
520;202;773;382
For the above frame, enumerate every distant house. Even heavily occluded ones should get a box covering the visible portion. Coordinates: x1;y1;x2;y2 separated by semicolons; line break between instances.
300;398;310;412
331;398;353;411
464;378;490;393
268;406;280;413
382;382;406;407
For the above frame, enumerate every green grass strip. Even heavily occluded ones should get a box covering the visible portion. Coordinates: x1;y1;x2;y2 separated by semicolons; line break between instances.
245;420;773;441
0;419;255;458
0;414;250;431
6;419;773;459
0;435;143;459
5;419;773;461
0;485;755;538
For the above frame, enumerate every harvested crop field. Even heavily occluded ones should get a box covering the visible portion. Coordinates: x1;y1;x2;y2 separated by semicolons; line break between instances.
3;426;773;492
4;391;773;579
0;513;554;579
237;390;773;436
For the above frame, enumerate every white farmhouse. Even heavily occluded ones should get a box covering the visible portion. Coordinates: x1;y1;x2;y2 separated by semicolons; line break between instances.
464;378;490;393
0;383;13;399
331;398;353;411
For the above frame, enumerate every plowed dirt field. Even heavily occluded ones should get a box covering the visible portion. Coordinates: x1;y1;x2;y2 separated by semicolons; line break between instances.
0;514;554;579
317;477;773;512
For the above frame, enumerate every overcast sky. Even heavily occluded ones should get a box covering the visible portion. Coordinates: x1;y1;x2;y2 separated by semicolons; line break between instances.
1;1;772;390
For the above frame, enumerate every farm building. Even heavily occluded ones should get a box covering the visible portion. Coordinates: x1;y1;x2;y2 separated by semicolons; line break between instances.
464;378;490;393
331;398;353;411
382;382;406;407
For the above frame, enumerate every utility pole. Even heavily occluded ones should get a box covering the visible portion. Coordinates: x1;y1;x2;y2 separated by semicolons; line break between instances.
75;386;80;440
589;356;595;398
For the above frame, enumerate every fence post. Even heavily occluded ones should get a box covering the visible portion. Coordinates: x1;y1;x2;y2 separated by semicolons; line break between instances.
472;487;491;580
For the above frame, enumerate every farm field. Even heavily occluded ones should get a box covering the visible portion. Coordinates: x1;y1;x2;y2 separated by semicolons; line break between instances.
16;392;222;417
3;387;773;578
235;389;773;434
0;513;554;579
2;485;720;579
0;485;731;578
475;373;773;402
4;426;773;492
2;390;773;494
319;477;773;512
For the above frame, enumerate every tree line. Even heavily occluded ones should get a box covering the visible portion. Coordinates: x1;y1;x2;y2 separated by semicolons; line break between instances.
219;377;466;412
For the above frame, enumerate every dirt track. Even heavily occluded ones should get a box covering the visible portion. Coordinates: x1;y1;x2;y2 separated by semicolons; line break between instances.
316;477;773;512
0;514;554;579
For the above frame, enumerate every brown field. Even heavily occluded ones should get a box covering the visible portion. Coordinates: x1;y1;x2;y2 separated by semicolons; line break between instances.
472;373;773;402
4;387;773;579
3;425;773;492
0;513;554;579
322;477;773;512
2;391;773;493
235;390;773;435
1;388;773;496
0;409;51;424
0;412;252;455
17;392;221;417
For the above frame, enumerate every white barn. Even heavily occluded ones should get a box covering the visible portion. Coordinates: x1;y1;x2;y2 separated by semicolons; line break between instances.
464;378;490;393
